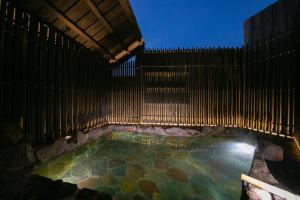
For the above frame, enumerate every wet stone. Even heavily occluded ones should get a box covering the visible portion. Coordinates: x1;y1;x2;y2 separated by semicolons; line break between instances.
85;146;98;157
49;161;73;179
109;158;126;168
112;164;127;177
102;170;117;185
165;168;189;183
145;169;169;185
158;182;180;200
127;155;137;161
75;146;89;157
157;152;172;159
154;159;169;170
127;164;146;179
138;180;160;198
120;177;138;195
91;160;107;176
96;186;116;197
70;162;91;180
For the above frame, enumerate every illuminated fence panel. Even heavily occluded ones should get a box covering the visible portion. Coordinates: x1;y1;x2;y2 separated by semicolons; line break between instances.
242;32;295;136
109;37;295;137
109;61;141;124
139;48;243;127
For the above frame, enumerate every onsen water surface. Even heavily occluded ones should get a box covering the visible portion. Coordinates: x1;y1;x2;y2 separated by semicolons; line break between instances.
34;131;256;200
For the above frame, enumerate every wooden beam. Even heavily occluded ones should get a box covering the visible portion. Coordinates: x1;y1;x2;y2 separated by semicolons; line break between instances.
117;0;142;38
83;0;114;33
41;0;113;58
83;0;136;55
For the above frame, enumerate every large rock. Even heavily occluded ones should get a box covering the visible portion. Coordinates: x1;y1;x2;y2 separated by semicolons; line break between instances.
0;143;35;170
136;126;155;134
261;143;284;161
112;125;136;132
201;126;226;135
77;131;89;147
247;184;284;200
247;184;272;200
36;138;76;162
201;127;214;135
250;159;278;185
154;127;167;135
215;126;226;134
184;128;201;136
0;123;23;146
165;127;189;136
87;126;112;141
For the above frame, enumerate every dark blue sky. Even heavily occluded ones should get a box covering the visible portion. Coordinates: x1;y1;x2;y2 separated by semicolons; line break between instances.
131;0;277;48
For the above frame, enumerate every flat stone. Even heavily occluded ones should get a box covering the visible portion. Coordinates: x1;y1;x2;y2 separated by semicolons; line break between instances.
101;171;117;186
154;159;169;170
70;162;91;180
109;158;126;168
165;168;189;183
156;182;180;200
91;160;107;176
128;164;146;179
157;152;172;159
127;155;137;161
138;180;160;198
49;160;74;179
120;177;138;195
145;169;169;185
112;164;127;177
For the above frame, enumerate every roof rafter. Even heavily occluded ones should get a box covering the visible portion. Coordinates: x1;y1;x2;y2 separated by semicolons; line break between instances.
41;0;113;58
117;0;142;38
83;0;114;33
82;0;129;50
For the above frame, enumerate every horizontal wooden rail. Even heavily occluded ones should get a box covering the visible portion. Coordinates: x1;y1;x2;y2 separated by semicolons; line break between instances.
241;174;300;200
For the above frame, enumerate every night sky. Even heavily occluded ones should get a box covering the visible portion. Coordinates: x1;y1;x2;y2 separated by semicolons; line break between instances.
130;0;277;48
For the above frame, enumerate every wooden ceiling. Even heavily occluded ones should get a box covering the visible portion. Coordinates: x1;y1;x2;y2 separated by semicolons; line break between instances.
18;0;144;63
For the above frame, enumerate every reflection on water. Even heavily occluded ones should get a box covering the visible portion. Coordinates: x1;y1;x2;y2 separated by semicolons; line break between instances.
34;132;256;200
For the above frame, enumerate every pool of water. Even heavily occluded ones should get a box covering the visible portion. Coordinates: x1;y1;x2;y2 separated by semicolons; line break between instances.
34;131;256;200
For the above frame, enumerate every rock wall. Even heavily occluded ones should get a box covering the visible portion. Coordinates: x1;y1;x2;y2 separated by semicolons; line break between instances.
0;123;112;199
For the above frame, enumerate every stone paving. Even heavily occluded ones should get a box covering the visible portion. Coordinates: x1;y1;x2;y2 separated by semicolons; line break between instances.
34;131;256;200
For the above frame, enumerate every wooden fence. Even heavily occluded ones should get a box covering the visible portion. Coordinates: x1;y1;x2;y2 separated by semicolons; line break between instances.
0;0;296;144
0;0;111;144
242;32;295;136
109;32;295;137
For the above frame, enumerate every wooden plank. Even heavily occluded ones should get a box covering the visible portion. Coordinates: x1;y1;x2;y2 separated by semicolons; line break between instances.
83;0;114;33
40;0;113;58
